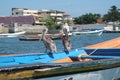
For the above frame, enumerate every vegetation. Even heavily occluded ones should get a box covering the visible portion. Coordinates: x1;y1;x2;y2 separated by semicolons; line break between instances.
103;5;120;22
74;5;120;24
45;18;57;30
74;13;101;24
45;5;120;29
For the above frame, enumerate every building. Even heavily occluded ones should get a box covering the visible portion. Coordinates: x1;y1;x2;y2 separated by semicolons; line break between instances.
0;16;40;33
38;9;73;25
12;8;38;16
0;16;35;25
0;16;46;33
39;9;64;21
97;18;103;24
12;8;73;25
0;23;9;33
10;23;46;33
0;8;73;33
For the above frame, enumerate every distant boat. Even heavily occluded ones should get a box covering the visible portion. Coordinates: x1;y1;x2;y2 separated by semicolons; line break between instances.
51;32;72;40
72;29;104;36
0;31;26;38
19;33;72;41
19;35;41;41
19;34;59;41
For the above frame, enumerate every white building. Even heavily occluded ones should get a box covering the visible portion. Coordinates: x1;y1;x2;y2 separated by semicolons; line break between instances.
12;8;73;25
39;9;73;25
12;8;38;16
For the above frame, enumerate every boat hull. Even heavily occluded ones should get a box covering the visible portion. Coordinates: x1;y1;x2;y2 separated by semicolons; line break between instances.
0;59;120;80
85;48;120;56
39;67;120;80
72;30;103;36
0;31;25;38
0;48;120;79
0;48;86;67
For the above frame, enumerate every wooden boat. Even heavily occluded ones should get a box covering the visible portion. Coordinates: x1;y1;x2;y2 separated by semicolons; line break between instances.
0;48;120;79
19;35;41;41
50;32;72;40
72;29;104;36
19;35;60;41
0;31;26;38
19;33;72;41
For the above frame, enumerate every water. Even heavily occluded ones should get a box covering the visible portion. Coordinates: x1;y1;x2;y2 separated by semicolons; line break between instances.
0;33;120;54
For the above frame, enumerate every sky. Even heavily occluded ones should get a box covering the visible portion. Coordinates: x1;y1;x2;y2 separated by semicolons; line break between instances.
0;0;120;17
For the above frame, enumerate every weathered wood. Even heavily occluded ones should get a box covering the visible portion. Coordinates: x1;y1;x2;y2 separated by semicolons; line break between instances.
85;37;120;48
0;59;120;79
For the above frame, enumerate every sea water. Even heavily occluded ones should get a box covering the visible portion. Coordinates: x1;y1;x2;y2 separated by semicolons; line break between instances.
0;33;120;54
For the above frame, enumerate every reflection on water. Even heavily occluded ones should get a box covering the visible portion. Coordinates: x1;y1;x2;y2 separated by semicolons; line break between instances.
0;33;120;54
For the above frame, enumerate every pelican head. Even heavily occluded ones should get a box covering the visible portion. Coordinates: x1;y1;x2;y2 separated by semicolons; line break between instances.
43;28;48;34
63;28;68;36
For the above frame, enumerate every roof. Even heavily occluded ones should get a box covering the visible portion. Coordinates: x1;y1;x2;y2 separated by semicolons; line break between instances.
0;16;35;25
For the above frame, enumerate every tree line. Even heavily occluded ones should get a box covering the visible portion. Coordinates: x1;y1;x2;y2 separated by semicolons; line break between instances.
74;5;120;24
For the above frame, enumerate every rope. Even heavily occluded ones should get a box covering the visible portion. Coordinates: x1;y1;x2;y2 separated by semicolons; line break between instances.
78;48;98;60
88;48;98;56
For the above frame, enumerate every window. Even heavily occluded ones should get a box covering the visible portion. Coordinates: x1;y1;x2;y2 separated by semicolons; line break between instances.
16;12;19;15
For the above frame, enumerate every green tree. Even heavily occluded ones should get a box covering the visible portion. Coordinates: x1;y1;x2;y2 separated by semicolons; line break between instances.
74;13;101;24
103;5;120;22
45;18;57;30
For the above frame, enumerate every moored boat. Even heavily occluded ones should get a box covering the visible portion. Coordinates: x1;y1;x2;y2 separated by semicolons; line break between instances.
0;48;120;79
72;29;104;36
19;35;41;41
19;32;72;41
0;31;26;38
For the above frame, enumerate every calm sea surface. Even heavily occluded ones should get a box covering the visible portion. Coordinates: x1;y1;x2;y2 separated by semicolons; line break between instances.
0;33;120;54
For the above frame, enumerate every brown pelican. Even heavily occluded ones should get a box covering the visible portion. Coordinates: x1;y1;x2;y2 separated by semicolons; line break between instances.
61;28;72;51
42;28;57;53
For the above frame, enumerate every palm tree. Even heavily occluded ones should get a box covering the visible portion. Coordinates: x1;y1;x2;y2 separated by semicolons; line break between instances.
103;5;120;22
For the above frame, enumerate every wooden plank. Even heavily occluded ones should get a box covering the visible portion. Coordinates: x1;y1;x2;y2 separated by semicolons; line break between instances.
85;37;120;48
34;67;61;72
0;59;120;79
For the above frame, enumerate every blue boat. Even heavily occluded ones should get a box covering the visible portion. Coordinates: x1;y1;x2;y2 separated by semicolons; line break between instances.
0;48;120;80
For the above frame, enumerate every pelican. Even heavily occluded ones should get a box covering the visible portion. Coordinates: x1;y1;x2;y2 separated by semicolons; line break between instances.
61;28;72;51
41;28;57;53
